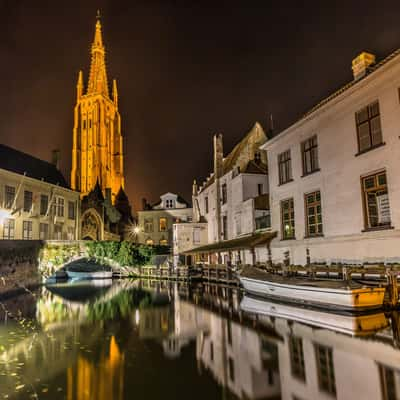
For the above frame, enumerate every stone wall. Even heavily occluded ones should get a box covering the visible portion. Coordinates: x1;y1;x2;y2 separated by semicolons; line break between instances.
0;240;43;298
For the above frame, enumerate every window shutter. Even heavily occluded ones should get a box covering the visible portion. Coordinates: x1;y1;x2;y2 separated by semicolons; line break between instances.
358;122;371;151
370;116;382;146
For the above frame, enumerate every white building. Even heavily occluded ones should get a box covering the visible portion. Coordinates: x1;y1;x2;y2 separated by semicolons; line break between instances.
175;122;271;265
137;192;192;247
0;145;80;240
261;51;400;265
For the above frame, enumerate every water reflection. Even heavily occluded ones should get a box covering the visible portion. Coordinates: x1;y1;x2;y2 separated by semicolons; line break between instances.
0;279;400;399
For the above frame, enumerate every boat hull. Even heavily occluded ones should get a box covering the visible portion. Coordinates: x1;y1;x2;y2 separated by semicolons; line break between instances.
239;275;385;312
66;271;113;280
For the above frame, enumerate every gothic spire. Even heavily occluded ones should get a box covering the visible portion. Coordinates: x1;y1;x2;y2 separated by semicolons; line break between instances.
87;12;109;97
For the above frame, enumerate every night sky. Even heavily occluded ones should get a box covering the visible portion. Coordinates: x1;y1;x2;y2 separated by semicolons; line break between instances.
1;0;400;212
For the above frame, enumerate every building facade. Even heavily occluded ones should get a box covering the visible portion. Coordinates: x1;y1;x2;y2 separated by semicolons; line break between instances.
138;193;192;246
175;122;270;265
0;145;80;240
261;51;400;265
71;15;124;202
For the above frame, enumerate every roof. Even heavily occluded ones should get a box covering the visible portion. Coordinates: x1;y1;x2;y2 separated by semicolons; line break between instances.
183;231;277;254
0;144;69;189
150;194;191;209
199;122;267;193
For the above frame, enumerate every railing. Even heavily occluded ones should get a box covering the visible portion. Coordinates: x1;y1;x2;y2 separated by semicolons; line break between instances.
255;215;271;230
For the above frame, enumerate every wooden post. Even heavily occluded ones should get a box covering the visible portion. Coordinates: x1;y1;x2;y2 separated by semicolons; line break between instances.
386;268;399;308
251;248;256;266
267;244;272;270
342;266;349;281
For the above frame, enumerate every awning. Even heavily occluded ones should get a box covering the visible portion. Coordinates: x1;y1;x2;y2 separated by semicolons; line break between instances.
183;231;277;254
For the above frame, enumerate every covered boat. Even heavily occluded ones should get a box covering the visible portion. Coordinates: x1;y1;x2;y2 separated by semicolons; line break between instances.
239;266;385;312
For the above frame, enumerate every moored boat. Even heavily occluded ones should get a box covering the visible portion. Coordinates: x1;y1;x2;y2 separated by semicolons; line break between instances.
239;266;385;312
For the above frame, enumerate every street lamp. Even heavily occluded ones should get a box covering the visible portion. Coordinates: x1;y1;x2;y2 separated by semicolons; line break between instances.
0;209;11;225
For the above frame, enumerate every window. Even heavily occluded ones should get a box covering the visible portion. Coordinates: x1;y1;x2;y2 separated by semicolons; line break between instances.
258;183;264;195
67;227;75;240
301;136;319;175
255;215;271;230
53;197;65;217
23;191;33;212
362;171;391;229
4;186;15;209
228;357;235;382
315;344;336;396
210;342;214;362
289;336;306;381
165;199;174;209
221;183;227;204
23;221;33;240
159;238;168;246
205;197;209;213
145;238;154;245
193;228;201;244
355;101;383;153
379;364;400;400
235;215;242;236
68;201;75;220
305;191;323;236
3;219;15;239
159;217;167;232
40;194;48;216
53;224;63;240
281;199;295;239
39;223;49;240
144;218;153;233
222;215;228;240
278;150;292;184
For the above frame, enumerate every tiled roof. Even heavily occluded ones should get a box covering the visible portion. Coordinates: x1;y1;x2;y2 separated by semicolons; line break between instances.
0;144;69;189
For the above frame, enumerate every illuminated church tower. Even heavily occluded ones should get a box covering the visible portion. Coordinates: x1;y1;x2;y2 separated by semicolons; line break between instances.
71;14;124;203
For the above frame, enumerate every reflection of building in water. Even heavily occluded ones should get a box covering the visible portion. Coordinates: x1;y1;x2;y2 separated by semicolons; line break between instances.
269;317;400;400
67;336;124;400
137;285;280;399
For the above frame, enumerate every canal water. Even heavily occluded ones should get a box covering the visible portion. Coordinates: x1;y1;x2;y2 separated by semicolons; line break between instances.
0;279;399;400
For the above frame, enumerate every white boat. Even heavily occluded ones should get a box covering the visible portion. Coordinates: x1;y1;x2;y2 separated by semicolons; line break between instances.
66;270;113;280
240;295;389;335
239;266;385;312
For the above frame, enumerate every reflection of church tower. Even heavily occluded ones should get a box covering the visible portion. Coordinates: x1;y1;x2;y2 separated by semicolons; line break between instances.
71;13;124;203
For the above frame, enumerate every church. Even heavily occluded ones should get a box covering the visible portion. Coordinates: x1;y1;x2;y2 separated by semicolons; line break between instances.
71;14;133;240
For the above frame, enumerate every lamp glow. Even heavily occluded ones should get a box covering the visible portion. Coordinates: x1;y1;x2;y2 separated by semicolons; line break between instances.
0;209;11;225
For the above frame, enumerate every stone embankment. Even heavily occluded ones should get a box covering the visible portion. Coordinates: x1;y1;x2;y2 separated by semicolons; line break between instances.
0;240;42;298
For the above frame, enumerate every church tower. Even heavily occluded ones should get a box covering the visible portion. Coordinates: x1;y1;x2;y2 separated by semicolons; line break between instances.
71;13;124;203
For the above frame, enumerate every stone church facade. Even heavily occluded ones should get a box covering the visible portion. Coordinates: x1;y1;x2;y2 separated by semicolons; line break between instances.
71;15;132;240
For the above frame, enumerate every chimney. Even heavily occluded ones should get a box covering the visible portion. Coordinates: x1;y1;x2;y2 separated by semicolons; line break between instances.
142;198;148;211
51;149;60;170
352;52;376;81
213;134;224;179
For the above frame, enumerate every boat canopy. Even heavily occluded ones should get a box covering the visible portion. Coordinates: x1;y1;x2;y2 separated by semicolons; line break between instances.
182;231;277;255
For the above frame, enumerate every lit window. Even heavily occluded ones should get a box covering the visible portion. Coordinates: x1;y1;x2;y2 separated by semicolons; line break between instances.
23;221;33;240
145;238;154;246
281;199;295;239
355;101;382;153
159;217;167;232
362;171;391;229
39;223;49;240
159;238;168;246
3;219;15;239
305;191;323;237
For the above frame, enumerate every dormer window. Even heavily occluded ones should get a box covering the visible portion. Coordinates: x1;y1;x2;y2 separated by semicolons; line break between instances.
165;199;174;209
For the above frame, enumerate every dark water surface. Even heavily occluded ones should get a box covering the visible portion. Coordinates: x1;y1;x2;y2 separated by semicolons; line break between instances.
0;279;399;400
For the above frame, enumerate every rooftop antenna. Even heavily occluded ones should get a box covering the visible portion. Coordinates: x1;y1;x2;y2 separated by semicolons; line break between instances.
268;113;274;139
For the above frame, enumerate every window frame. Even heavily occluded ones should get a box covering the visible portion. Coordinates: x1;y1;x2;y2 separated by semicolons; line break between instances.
23;190;33;213
4;185;15;209
301;136;319;176
68;201;76;220
361;171;391;230
3;218;15;239
305;190;323;237
39;223;49;240
23;220;33;240
281;198;295;240
40;194;49;216
278;149;293;185
159;217;167;232
355;101;384;154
